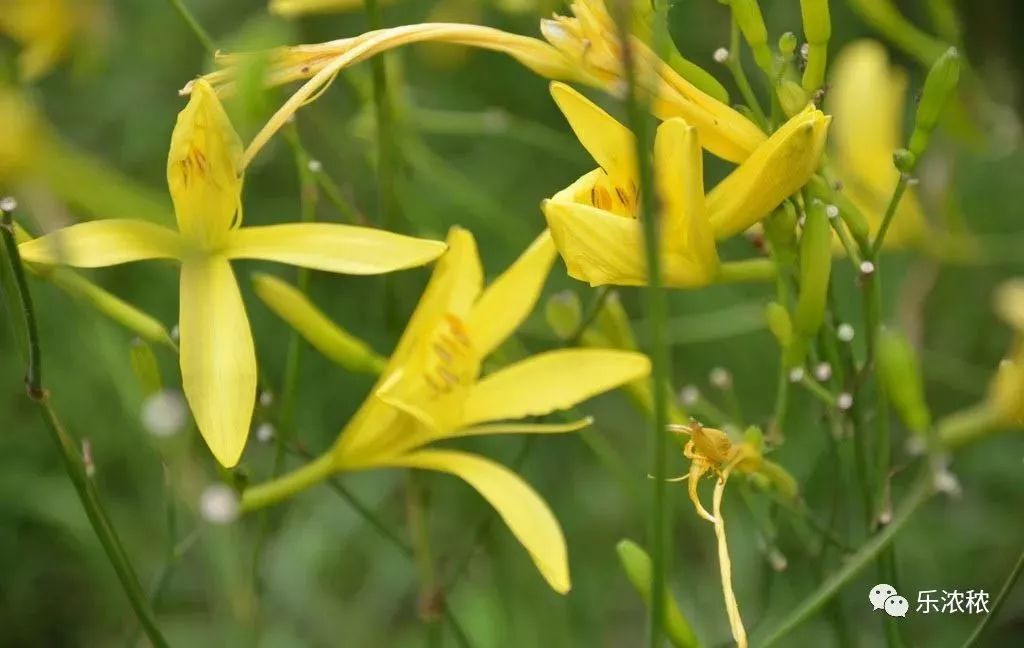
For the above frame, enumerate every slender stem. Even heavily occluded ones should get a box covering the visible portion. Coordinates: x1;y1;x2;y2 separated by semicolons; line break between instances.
870;177;910;258
406;474;443;646
616;8;672;646
165;0;216;56
3;204;169;647
799;374;839;407
241;452;337;512
960;547;1024;647
363;0;399;229
759;470;934;647
725;20;768;129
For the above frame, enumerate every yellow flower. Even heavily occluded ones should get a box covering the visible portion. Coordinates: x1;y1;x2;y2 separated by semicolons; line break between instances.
244;227;652;593
989;279;1024;425
828;40;928;247
18;80;447;467
183;0;763;165
542;82;719;288
0;0;87;80
541;83;827;285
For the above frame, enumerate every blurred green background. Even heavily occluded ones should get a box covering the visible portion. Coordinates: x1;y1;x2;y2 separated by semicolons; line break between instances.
2;0;1024;646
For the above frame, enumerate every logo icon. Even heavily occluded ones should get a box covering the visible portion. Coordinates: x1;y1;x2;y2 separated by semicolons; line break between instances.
870;583;906;617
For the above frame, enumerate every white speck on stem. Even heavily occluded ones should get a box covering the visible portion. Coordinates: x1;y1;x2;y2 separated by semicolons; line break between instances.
713;47;730;64
788;367;805;383
709;367;732;389
837;392;854;410
826;204;840;220
859;261;876;276
259;391;274;407
837;323;855;342
256;422;276;444
0;196;17;212
141;390;188;438
680;385;700;407
200;484;240;524
307;159;323;173
814;362;833;382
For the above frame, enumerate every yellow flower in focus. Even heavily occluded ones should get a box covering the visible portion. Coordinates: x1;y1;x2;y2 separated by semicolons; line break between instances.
542;82;719;288
184;0;763;165
0;0;88;80
989;280;1024;425
245;227;652;593
828;40;928;247
18;80;447;467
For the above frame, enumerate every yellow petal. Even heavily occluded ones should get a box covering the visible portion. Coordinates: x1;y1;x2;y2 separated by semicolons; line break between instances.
707;106;830;239
18;220;183;267
226;223;446;274
467;230;557;359
448;417;593;439
179;258;256;467
544;199;647;286
383;449;570;593
549;82;636;184
462;348;651;425
996;280;1024;332
252;272;386;374
654;118;719;278
167;79;244;250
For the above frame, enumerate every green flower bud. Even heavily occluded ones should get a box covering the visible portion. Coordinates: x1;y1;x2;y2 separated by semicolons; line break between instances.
800;0;831;91
545;290;583;340
616;540;699;648
730;0;774;74
893;148;917;173
763;203;799;266
776;79;809;117
878;328;931;434
765;301;793;348
908;46;961;159
778;32;798;57
130;339;163;397
793;200;833;335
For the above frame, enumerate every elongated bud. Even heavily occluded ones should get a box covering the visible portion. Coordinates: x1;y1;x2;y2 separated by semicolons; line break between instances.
252;273;387;375
47;269;176;347
762;203;799;266
616;540;699;648
730;0;774;74
793;200;832;335
545;290;583;340
908;47;961;160
707;106;830;239
777;79;809;117
778;32;798;57
130;339;163;397
167;79;244;248
756;458;799;499
800;0;831;91
847;0;948;66
877;328;931;434
765;301;793;348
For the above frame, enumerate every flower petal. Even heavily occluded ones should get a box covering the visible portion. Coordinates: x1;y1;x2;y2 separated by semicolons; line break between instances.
549;82;636;182
226;223;447;275
654;118;719;278
18;220;183;267
383;449;570;593
179;258;256;467
467;230;557;359
543;199;647;286
463;349;651;425
449;417;592;439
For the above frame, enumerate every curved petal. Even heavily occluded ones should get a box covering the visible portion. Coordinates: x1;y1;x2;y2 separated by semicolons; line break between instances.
18;220;183;267
449;417;592;439
467;230;557;358
654;118;718;276
179;258;256;467
544;199;647;286
549;82;635;182
383;449;570;594
463;349;651;425
225;223;447;274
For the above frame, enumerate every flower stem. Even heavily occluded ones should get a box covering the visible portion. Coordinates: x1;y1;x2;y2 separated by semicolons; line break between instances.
615;7;672;647
165;0;216;56
363;0;400;230
241;451;337;512
870;176;910;258
726;20;768;129
758;469;935;647
960;546;1024;647
1;204;169;648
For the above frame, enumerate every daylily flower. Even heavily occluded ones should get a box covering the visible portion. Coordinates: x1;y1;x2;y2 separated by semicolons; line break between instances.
18;80;447;467
542;82;828;286
829;40;928;248
542;82;719;288
181;0;763;165
242;227;652;592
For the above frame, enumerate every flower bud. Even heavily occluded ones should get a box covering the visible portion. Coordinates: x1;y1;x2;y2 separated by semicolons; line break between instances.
545;290;583;340
892;148;917;173
765;301;793;348
776;79;809;118
252;272;387;375
799;0;831;90
877;328;931;434
778;32;798;57
908;47;961;160
793;200;833;335
730;0;774;74
615;540;698;648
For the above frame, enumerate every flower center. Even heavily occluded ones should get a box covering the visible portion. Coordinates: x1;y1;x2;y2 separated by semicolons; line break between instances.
423;313;475;396
588;171;638;218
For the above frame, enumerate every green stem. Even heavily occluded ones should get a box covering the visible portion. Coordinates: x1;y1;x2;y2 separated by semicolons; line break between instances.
870;177;910;258
616;9;672;647
363;0;399;229
241;452;337;512
1;209;42;397
759;470;935;647
726;20;769;129
960;547;1024;647
165;0;216;56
